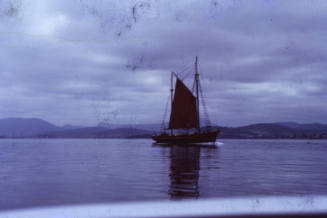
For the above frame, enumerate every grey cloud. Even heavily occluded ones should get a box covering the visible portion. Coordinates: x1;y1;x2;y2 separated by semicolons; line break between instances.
1;0;327;126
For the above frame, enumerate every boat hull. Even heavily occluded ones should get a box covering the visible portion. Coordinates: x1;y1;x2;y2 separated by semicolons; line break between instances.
152;130;220;144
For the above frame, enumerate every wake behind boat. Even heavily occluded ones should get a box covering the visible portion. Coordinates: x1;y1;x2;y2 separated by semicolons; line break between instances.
152;57;220;144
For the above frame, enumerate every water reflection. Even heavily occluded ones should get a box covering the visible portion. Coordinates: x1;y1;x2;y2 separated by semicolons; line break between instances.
169;145;201;198
153;143;220;199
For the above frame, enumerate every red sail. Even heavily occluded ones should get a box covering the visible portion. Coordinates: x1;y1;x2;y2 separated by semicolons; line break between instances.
169;79;199;129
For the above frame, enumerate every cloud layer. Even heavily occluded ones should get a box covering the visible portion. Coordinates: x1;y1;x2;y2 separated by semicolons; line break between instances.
1;0;327;126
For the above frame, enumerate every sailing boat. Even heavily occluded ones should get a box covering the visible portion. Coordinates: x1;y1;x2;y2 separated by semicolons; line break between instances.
152;57;220;144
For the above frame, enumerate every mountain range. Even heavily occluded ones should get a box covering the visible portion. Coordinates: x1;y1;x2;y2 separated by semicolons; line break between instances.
0;118;60;137
0;118;326;139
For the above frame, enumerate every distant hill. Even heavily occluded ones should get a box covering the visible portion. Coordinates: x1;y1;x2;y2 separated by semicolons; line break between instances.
0;118;60;137
219;123;296;139
0;118;153;138
276;122;327;132
97;122;161;131
0;117;326;139
220;123;327;139
38;127;152;138
61;124;85;130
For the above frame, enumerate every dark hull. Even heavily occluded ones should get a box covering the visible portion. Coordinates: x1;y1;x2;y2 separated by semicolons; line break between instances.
152;130;220;144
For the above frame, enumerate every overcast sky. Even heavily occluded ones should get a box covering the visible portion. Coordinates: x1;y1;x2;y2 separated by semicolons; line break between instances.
1;0;327;127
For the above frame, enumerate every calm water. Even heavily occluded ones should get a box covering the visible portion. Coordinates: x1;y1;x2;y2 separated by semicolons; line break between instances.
0;139;326;210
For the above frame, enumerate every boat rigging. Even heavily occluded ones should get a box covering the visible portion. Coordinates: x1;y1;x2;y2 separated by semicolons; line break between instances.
152;57;220;144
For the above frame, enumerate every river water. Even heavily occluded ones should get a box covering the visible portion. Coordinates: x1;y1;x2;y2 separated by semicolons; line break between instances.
0;139;326;210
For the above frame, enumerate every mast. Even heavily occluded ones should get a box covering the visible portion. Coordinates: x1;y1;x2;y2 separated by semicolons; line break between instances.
170;71;174;135
195;56;200;133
